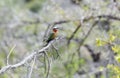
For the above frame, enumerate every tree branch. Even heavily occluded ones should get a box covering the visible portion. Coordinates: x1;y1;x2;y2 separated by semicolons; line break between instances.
67;23;81;45
0;41;53;75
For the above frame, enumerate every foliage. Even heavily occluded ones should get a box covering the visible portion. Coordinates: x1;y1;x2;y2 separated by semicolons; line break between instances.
0;0;120;78
107;65;120;78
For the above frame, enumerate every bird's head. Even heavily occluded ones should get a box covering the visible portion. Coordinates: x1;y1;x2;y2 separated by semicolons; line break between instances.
53;27;59;33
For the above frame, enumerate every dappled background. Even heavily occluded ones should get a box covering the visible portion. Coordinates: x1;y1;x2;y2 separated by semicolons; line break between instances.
0;0;120;78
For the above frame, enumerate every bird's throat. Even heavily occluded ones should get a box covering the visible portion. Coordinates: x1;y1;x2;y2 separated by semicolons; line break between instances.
53;29;57;33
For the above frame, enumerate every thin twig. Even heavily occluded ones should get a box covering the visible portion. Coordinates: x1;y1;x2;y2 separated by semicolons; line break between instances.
7;44;16;65
67;23;81;45
43;23;51;42
69;20;98;68
69;21;98;68
44;52;47;73
78;21;98;52
44;51;50;78
98;15;120;21
28;56;36;78
52;44;60;58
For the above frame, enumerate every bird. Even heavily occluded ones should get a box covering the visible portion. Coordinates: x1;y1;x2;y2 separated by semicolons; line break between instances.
44;27;59;46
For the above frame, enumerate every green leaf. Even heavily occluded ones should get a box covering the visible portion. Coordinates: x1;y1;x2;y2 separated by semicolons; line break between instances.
96;38;107;46
115;56;120;62
109;34;116;42
112;46;120;53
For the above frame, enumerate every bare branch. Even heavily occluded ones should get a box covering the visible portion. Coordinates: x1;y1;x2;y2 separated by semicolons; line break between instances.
52;44;60;58
0;41;53;75
67;23;81;45
78;21;98;51
98;15;120;21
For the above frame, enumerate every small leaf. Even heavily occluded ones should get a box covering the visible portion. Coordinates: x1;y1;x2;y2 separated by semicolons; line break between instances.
112;46;119;53
109;34;116;42
96;38;102;46
115;56;120;62
96;38;106;46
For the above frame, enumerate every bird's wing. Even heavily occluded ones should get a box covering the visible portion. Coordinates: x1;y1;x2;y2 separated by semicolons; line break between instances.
47;33;54;43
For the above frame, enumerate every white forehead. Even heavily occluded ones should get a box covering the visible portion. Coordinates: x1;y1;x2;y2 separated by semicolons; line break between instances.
53;27;58;29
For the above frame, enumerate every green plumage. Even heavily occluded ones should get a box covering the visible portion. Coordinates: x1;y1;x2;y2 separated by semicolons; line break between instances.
44;30;57;46
46;33;55;43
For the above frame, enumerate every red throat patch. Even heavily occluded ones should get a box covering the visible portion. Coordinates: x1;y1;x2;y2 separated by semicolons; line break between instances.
53;28;57;32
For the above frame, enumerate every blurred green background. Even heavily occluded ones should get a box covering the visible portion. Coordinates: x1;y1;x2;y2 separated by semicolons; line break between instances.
0;0;120;78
